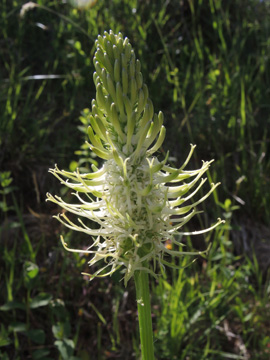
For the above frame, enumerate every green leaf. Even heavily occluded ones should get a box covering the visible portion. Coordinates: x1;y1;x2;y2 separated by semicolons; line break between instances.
24;261;39;289
24;262;39;279
0;301;26;311
32;348;51;360
0;351;9;359
30;293;53;309
27;329;45;345
0;201;13;212
0;171;13;188
0;325;12;347
244;313;253;322
52;322;71;340
0;338;12;347
0;186;17;195
69;161;78;172
77;350;91;360
8;322;27;332
54;339;74;360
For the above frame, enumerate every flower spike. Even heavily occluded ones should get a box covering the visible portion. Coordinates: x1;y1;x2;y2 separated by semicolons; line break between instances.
47;30;224;285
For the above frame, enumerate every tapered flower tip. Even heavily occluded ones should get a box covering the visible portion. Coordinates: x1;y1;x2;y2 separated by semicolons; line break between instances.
88;30;165;159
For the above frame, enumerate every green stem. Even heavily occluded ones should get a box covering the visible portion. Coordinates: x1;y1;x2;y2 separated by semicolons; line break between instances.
134;269;155;360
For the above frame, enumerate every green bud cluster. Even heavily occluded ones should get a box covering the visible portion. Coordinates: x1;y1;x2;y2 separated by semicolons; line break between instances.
89;30;165;160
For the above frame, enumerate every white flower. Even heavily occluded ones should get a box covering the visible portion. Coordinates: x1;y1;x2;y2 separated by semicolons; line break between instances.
20;2;37;18
47;30;224;285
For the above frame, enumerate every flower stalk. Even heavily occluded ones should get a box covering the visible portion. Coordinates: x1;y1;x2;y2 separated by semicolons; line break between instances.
134;268;155;360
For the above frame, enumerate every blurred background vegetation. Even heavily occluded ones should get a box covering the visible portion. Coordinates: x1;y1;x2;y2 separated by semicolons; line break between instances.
0;0;270;359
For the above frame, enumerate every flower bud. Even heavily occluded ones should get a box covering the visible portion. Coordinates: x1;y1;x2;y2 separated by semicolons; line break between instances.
114;59;120;82
122;67;128;94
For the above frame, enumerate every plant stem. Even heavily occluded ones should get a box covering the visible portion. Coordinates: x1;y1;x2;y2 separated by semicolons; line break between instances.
134;269;155;360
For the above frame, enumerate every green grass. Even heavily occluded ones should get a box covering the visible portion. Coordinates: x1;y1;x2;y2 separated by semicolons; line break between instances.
0;0;270;359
